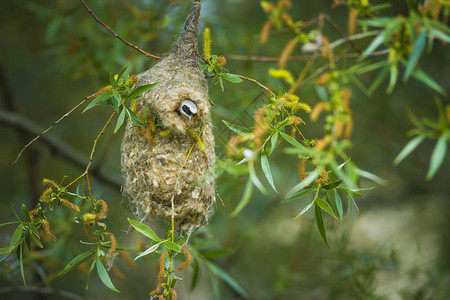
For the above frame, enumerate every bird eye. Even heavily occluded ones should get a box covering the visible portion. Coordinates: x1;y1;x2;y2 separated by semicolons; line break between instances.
180;100;198;121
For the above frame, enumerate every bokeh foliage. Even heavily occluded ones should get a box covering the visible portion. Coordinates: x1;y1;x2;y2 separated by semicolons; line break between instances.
1;0;449;299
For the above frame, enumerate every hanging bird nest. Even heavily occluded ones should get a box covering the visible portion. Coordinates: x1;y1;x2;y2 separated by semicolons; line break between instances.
121;1;215;231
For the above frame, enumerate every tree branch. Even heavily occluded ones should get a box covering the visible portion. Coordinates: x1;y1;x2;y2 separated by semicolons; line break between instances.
0;109;122;190
79;0;161;60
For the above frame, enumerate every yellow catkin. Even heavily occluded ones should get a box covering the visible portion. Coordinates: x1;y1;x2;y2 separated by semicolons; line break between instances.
203;27;211;61
314;136;331;151
172;289;178;300
279;38;298;69
279;0;292;9
335;120;344;138
261;1;275;13
106;232;117;268
310;102;329;121
293;103;312;114
289;116;303;125
227;135;243;157
42;220;56;241
260;20;274;44
61;199;80;212
83;222;98;241
216;56;228;67
348;10;358;35
361;0;369;7
93;85;112;99
344;118;354;138
42;178;58;188
280;93;299;108
29;209;38;223
41;188;53;202
269;69;294;85
340;88;352;107
253;108;268;148
149;251;169;297
315;169;329;184
316;73;330;85
121;251;137;270
178;247;192;271
299;160;306;180
96;199;108;219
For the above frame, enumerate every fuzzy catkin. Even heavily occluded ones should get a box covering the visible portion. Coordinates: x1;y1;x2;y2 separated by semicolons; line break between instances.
121;2;215;230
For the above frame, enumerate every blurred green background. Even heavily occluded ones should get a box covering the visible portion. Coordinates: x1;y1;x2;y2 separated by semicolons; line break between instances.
1;0;449;299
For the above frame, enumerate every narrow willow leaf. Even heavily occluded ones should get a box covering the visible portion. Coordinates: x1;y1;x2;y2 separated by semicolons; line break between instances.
222;120;252;135
115;66;128;85
112;90;121;112
294;200;315;219
355;168;387;185
222;73;243;83
25;228;31;251
314;203;330;248
387;63;398;94
315;198;338;219
404;30;427;81
96;260;120;293
83;90;112;113
18;243;26;287
9;224;23;252
279;132;305;149
0;221;20;228
21;205;31;222
203;259;248;298
411;68;446;95
249;161;267;194
360;24;399;60
347;192;360;214
124;83;159;103
269;132;279;155
426;136;447;180
394;135;425;165
286;168;321;198
85;260;96;290
431;28;450;43
127;218;161;242
334;190;343;220
230;177;253;217
114;109;126;133
135;242;164;261
368;65;389;94
58;250;97;276
261;154;278;193
125;107;143;126
322;180;343;190
30;234;43;249
164;241;182;253
281;187;316;203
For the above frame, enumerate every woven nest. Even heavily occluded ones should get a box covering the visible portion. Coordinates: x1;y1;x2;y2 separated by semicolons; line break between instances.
121;2;215;230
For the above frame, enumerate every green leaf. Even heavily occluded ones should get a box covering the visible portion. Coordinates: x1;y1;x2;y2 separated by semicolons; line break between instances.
58;250;97;276
249;160;266;194
431;28;450;43
203;260;248;298
285;168;322;198
321;180;343;190
294;200;315;219
164;241;182;253
404;30;427;81
0;221;20;228
221;73;243;83
219;76;224;92
411;68;446;95
115;66;128;86
269;132;279;155
315;198;338;219
261;154;278;193
281;187;316;203
112;90;121;112
86;260;96;290
394;135;425;165
355;168;387;185
18;243;26;287
125;107;143;126
83;90;112;113
279;132;305;149
114;109;126;133
360;24;399;60
21;205;31;222
135;242;164;261
387;63;398;94
96;259;120;293
368;65;389;94
222;120;252;135
30;233;43;249
314;203;330;247
230;177;253;217
25;228;31;251
0;247;9;255
127;218;161;242
124;83;159;103
9;224;23;252
334;189;343;220
426;136;447;180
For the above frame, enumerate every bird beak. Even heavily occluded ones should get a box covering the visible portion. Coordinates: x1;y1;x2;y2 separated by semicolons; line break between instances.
189;115;192;121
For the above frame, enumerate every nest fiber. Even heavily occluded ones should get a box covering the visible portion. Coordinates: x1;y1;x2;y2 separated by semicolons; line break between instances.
121;2;215;229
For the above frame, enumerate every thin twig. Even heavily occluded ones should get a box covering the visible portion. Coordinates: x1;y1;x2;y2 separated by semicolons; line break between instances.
0;110;121;189
236;75;276;98
79;0;161;60
13;94;95;164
